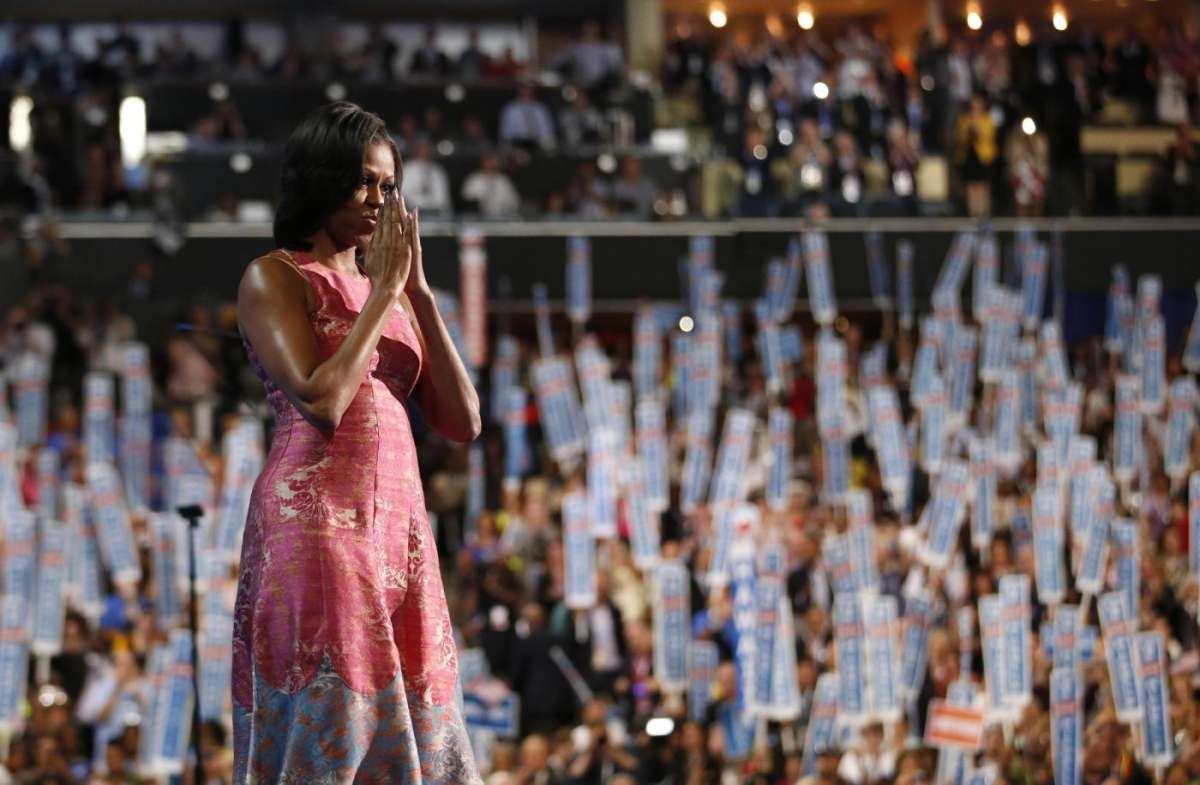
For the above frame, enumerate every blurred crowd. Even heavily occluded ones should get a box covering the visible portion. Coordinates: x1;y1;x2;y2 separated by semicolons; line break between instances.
0;210;1199;785
4;14;1200;220
661;16;1200;218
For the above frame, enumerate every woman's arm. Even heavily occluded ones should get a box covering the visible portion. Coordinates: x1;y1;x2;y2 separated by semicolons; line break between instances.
400;206;483;442
236;197;409;432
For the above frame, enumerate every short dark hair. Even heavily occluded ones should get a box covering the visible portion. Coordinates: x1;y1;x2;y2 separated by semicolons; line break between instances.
273;101;401;251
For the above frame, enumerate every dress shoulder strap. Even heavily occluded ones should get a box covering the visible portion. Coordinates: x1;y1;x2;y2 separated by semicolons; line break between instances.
259;248;308;276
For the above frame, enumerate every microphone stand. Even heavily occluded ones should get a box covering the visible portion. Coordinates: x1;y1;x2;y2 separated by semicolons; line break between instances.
177;504;206;785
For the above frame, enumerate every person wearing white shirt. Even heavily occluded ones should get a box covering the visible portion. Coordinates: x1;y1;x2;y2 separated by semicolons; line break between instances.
462;152;521;217
400;138;453;216
499;83;557;151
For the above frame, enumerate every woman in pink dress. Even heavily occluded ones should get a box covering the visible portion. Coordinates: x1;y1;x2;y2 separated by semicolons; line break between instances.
231;102;482;784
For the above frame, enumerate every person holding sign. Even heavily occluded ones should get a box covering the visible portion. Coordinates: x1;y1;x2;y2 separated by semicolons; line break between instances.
232;102;482;784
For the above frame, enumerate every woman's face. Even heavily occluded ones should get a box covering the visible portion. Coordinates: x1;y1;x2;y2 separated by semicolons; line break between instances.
324;141;398;251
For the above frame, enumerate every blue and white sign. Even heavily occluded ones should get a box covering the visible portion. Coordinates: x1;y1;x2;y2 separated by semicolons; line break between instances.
994;370;1021;472
922;461;969;571
1111;519;1139;622
972;233;998;321
921;375;947;476
489;335;519;426
978;594;1007;713
833;592;867;723
1021;241;1047;330
566;236;591;324
31;520;67;657
970;439;996;549
83;372;116;467
1133;632;1174;767
863;594;901;722
1140;315;1165;415
633;306;661;399
1050;668;1082;785
688;640;719;722
653;560;691;693
532;283;554;359
563;491;596;609
1113;376;1141;483
1184;281;1200;373
86;462;142;586
803;231;837;325
1165;379;1196;479
803;673;840;775
767;407;793;513
999;575;1033;708
1097;592;1142;723
636;397;670;512
900;593;933;702
623;458;660;571
979;285;1021;382
0;596;29;733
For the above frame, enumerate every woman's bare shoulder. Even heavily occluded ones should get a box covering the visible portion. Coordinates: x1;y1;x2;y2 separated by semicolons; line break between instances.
238;250;313;313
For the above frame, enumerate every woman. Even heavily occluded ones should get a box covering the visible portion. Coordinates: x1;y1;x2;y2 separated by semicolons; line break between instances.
954;93;997;217
231;102;482;784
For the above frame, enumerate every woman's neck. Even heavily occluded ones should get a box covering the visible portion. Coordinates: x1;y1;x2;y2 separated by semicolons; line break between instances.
305;231;360;275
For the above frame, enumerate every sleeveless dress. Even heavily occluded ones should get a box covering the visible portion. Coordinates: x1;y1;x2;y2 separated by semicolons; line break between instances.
231;250;481;785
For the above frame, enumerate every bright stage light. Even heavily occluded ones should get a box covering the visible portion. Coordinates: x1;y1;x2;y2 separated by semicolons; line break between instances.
9;95;32;153
119;95;147;168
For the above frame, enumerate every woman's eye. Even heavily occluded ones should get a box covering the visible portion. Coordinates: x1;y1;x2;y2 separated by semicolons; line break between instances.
382;183;396;194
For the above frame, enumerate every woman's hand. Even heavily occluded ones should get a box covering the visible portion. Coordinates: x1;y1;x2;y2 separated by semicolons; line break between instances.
362;190;410;300
399;196;430;297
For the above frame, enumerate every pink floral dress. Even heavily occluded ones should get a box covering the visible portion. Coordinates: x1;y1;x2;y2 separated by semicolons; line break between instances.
231;250;480;784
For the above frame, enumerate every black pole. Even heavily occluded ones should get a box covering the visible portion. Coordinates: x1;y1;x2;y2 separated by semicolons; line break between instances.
177;504;206;785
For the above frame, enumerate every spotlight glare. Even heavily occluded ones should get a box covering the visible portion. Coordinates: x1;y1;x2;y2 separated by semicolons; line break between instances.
9;95;33;153
646;717;675;737
208;82;229;102
797;7;815;29
679;315;695;333
325;82;347;101
813;81;830;100
1015;20;1032;46
1052;7;1068;30
1021;116;1037;135
119;95;147;168
709;4;728;28
967;10;982;30
229;152;253;173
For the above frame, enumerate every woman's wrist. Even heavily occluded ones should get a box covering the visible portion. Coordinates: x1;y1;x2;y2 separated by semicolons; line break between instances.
406;283;436;309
